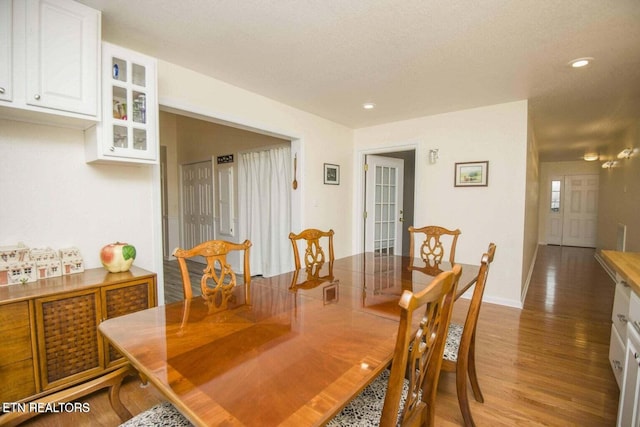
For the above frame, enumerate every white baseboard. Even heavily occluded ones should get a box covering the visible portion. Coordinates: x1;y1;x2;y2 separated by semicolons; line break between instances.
483;295;523;309
520;244;540;304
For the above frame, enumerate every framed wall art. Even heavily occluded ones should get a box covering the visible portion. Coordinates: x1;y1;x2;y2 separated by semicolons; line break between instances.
454;161;489;187
324;163;340;185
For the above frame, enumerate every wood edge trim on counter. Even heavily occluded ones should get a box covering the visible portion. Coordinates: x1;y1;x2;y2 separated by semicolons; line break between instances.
601;250;640;294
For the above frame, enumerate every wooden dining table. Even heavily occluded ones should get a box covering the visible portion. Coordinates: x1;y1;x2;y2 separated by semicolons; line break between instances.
99;253;479;426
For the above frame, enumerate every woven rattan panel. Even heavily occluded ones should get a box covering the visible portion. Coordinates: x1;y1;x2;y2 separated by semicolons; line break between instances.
105;283;150;363
41;293;99;383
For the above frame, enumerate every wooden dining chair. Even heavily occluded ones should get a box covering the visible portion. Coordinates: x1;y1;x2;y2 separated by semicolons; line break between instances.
121;241;252;426
409;225;461;266
289;228;335;270
441;243;496;427
172;239;252;309
328;265;462;427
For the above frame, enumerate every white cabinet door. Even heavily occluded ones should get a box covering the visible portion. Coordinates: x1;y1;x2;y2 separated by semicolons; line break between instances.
85;42;158;164
619;324;640;426
25;0;99;116
0;0;11;102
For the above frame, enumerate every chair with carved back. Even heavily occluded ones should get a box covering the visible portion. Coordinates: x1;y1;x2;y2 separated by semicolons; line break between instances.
441;243;496;427
173;239;252;309
289;228;335;270
119;240;252;427
328;265;462;427
409;225;461;267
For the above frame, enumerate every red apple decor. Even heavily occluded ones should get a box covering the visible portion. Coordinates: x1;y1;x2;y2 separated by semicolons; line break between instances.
100;242;136;273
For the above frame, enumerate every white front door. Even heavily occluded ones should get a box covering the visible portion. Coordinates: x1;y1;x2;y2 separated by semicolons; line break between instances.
181;161;214;252
364;155;404;255
561;174;598;247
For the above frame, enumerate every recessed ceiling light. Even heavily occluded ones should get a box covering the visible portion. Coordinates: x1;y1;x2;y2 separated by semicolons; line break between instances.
584;153;599;161
569;57;594;68
362;103;376;110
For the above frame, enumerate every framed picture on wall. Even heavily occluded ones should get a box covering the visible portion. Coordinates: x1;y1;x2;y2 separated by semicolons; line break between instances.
324;163;340;185
454;161;489;187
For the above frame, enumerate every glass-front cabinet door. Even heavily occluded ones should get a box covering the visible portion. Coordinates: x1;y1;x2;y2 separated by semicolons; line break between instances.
90;42;157;164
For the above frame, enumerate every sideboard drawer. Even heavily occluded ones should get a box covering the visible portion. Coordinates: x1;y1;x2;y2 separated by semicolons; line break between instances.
0;301;37;401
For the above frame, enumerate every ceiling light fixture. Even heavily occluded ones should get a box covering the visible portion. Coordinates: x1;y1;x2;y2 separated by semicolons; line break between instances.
362;103;376;110
583;153;599;161
617;147;634;159
602;161;617;169
569;57;594;68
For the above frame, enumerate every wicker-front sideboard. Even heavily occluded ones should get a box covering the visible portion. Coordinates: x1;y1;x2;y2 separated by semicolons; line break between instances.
0;266;157;404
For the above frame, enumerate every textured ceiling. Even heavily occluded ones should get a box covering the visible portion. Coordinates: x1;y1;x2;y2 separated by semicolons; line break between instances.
79;0;640;162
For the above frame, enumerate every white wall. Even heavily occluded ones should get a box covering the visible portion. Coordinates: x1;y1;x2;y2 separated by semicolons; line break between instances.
597;124;640;252
521;117;540;300
0;119;158;275
354;101;529;307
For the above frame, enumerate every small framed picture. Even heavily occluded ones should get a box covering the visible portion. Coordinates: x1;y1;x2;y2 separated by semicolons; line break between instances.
324;163;340;185
454;161;489;187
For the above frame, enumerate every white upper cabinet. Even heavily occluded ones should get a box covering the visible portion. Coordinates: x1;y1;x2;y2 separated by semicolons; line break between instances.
0;0;12;103
0;0;100;127
85;42;158;164
25;0;99;115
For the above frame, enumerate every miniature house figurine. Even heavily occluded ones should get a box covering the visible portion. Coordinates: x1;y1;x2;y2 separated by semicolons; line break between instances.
30;247;62;279
59;247;85;275
0;244;37;285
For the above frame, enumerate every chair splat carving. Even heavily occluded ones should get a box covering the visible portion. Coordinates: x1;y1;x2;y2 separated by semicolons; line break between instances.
409;225;461;266
289;229;335;270
172;239;252;311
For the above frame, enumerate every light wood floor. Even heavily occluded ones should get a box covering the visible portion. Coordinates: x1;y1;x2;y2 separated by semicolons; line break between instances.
22;245;619;426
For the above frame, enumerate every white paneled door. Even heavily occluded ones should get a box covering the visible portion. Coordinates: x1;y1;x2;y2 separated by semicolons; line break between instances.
364;155;404;255
561;174;598;247
181;161;214;253
545;174;598;248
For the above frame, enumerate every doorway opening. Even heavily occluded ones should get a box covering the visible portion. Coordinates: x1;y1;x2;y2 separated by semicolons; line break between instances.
360;149;416;256
157;105;302;302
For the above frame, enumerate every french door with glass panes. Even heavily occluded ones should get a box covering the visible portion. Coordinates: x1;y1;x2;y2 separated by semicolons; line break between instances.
364;155;404;255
